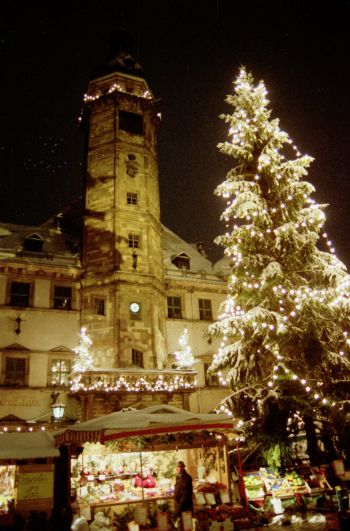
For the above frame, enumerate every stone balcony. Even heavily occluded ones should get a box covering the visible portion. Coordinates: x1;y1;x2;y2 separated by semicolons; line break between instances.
69;368;198;419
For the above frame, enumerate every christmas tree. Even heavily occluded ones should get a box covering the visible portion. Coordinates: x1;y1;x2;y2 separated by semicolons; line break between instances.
72;327;94;373
174;328;196;369
209;68;350;466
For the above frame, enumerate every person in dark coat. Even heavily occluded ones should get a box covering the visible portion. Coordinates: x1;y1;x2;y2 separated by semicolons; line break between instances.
174;460;193;519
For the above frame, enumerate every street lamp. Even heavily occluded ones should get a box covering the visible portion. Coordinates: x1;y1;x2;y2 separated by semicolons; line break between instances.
51;402;66;420
50;391;66;421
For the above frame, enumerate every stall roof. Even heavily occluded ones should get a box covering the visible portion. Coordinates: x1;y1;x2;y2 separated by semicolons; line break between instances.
0;432;60;460
55;404;238;446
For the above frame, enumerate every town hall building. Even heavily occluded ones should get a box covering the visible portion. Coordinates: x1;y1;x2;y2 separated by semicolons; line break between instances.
0;33;231;428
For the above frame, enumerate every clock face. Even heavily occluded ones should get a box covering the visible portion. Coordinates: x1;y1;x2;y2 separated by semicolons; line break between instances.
130;302;140;313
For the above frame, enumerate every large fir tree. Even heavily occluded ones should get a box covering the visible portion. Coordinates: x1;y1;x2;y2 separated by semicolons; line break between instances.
210;68;350;466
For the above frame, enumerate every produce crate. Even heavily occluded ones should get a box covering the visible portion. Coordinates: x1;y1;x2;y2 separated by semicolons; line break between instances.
243;472;265;500
305;476;332;493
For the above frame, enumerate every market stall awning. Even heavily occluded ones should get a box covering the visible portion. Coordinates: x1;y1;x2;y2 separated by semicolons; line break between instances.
0;432;60;460
55;404;238;446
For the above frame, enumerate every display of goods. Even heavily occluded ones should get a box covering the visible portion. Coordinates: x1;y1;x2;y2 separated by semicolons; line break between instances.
243;473;264;499
259;468;304;496
197;482;227;494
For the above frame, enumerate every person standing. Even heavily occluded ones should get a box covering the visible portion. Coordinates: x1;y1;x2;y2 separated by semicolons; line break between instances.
174;460;193;528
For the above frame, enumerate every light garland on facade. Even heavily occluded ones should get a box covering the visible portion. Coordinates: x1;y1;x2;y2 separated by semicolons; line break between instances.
83;83;153;103
70;374;198;393
0;426;47;434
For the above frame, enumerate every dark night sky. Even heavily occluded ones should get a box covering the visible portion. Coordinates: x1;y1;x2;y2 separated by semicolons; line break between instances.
2;1;350;265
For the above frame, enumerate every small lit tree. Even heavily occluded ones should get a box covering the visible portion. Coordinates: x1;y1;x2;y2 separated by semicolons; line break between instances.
72;327;94;373
209;67;350;467
174;328;196;369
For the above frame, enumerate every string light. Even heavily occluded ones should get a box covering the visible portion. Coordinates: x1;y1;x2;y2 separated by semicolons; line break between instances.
174;328;197;369
70;374;197;393
209;66;350;434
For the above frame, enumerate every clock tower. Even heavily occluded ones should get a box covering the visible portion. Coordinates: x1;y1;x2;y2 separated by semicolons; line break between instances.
80;31;167;372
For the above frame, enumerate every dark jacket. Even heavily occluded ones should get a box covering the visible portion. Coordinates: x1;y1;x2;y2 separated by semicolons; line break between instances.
174;470;193;515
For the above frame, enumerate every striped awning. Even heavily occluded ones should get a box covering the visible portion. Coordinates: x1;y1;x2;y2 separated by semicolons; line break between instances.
55;429;103;447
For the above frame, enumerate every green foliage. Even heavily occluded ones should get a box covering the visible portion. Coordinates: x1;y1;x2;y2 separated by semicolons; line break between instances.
210;67;350;465
263;444;281;469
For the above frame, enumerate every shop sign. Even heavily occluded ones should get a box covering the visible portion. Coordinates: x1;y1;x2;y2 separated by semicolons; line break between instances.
16;464;54;512
134;504;148;525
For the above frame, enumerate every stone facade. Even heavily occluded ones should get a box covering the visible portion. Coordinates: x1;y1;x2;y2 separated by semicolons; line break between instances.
0;40;231;426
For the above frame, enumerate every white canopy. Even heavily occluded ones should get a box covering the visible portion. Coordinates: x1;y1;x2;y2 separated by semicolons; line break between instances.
55;404;237;446
0;431;60;460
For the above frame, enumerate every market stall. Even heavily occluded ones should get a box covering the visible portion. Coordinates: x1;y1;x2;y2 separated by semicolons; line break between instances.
243;464;338;513
55;405;244;529
0;431;60;525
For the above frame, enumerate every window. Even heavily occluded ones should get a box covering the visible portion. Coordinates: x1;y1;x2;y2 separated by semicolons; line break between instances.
128;234;140;248
132;349;144;368
119;110;143;135
51;359;71;386
94;298;105;316
199;299;213;321
23;234;44;253
10;282;30;307
167;296;182;319
172;254;190;270
54;286;72;310
127;192;138;205
4;357;26;386
204;362;219;387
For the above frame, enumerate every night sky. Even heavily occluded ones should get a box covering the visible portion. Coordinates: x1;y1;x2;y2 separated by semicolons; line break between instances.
2;1;350;265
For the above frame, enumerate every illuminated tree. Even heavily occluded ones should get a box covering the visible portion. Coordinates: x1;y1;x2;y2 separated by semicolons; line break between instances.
72;327;94;373
210;68;350;466
175;328;196;369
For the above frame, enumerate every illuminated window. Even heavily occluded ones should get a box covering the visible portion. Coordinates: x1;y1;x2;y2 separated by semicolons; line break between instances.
10;282;30;307
127;192;138;205
54;286;72;310
119;110;143;135
4;357;26;386
128;234;140;248
51;359;71;386
199;299;213;321
94;298;105;316
132;349;144;368
167;296;182;319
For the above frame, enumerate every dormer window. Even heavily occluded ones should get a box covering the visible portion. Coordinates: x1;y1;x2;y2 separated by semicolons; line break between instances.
172;253;190;270
23;234;44;253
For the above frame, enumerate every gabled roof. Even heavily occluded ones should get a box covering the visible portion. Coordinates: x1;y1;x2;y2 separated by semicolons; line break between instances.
163;226;215;274
0;220;80;265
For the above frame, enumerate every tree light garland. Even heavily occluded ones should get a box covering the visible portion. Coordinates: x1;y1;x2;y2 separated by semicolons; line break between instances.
208;67;350;456
174;328;197;369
